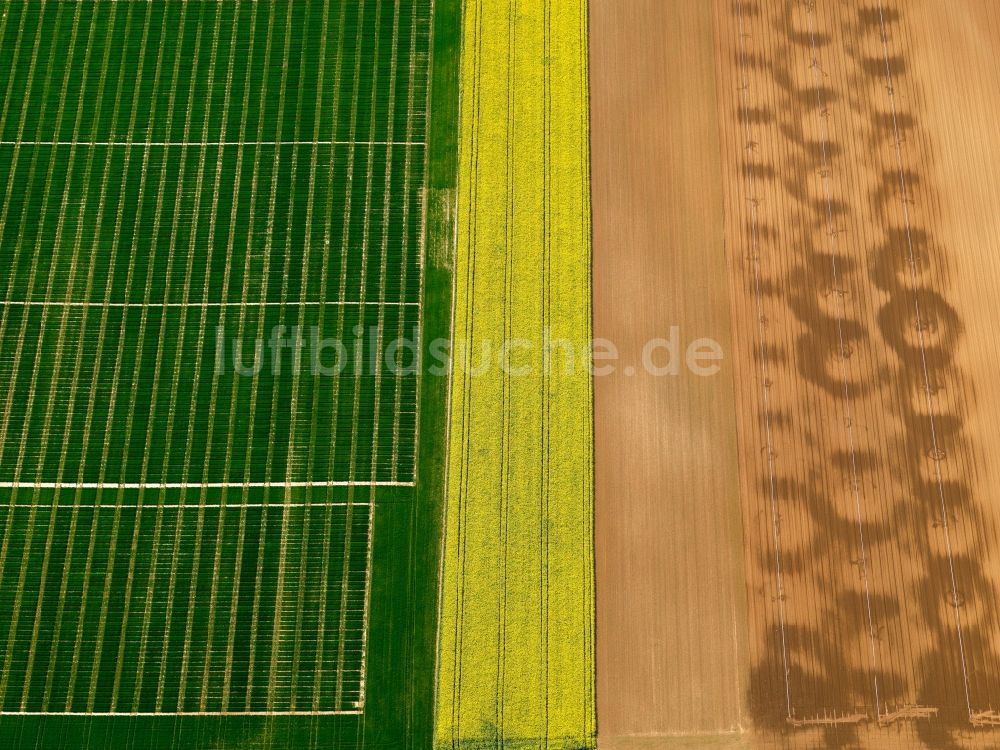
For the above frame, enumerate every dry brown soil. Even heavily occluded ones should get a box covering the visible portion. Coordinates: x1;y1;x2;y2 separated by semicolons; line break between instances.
592;1;1000;748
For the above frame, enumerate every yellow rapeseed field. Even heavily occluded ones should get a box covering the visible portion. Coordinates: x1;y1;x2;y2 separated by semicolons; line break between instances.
434;0;595;747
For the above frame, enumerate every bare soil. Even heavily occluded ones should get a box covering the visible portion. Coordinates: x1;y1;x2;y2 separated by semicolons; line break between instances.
592;1;1000;747
591;0;748;743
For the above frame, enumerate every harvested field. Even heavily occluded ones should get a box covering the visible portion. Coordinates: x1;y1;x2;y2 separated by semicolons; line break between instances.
593;0;1000;747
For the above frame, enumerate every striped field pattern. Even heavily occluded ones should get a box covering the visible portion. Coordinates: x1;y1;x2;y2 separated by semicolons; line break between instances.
435;0;596;746
0;0;432;722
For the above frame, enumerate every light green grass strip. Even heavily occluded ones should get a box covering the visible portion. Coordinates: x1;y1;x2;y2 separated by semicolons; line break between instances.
435;0;595;747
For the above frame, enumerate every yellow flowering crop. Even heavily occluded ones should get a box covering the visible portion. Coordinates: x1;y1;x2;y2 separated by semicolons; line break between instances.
435;0;595;747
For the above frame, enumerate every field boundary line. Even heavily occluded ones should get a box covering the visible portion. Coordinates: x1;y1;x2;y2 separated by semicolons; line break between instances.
215;0;268;709
0;503;367;510
0;140;425;147
0;481;411;489
306;0;351;714
733;1;793;720
804;1;883;717
0;710;361;717
875;1;973;717
0;300;418;308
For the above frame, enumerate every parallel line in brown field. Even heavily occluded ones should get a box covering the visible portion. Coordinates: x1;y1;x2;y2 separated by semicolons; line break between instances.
871;0;972;717
732;0;793;722
594;1;1000;746
715;1;1000;744
593;0;748;743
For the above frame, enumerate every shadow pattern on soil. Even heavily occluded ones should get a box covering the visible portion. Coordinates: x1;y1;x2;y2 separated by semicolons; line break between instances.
729;0;1000;745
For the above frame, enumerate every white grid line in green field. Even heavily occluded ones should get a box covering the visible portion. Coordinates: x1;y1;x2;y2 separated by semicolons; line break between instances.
0;710;363;717
0;481;411;489
0;140;425;147
0;503;365;509
0;0;430;719
0;300;420;308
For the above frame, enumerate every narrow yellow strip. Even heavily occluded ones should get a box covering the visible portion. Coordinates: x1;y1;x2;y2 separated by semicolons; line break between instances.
436;1;595;747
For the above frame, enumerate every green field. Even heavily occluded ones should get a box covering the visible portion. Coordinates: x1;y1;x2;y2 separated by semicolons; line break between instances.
0;0;459;747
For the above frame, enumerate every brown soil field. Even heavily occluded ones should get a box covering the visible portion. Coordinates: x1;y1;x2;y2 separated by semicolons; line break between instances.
591;0;749;744
592;1;1000;748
